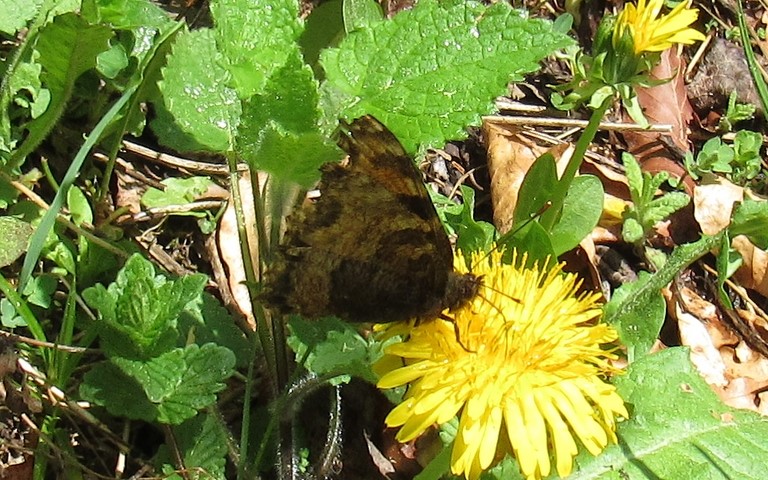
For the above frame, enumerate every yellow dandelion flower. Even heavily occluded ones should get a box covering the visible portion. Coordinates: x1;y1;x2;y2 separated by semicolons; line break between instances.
377;250;627;480
614;0;706;54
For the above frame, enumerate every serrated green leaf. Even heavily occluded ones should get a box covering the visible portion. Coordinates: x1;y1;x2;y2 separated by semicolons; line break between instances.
156;413;229;479
238;51;320;135
114;344;235;425
80;361;159;422
550;175;603;255
287;316;380;383
320;0;572;152
154;28;240;152
731;198;768;248
236;51;324;183
11;13;112;164
570;348;768;479
82;254;208;359
0;0;43;35
241;122;342;187
211;0;303;98
0;216;33;267
141;176;214;212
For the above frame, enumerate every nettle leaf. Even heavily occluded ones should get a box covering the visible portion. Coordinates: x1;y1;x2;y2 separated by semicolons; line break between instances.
237;51;333;186
81;344;235;425
0;216;34;267
82;254;208;359
80;362;158;422
320;0;572;152
287;316;380;384
12;13;112;164
156;413;229;479
241;123;341;188
210;0;303;98
116;344;235;425
571;348;768;478
153;28;240;152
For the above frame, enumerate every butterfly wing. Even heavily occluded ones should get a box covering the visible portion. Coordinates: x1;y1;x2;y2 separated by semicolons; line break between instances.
264;115;455;323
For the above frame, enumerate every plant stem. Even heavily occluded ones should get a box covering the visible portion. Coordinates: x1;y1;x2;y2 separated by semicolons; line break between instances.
542;97;611;231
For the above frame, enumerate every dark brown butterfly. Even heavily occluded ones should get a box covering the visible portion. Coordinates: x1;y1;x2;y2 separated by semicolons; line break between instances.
262;115;481;325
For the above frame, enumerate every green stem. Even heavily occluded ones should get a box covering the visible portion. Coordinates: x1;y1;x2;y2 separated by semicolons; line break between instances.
542;97;611;231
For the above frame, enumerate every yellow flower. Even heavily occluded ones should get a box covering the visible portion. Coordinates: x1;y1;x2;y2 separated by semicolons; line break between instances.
377;250;627;480
614;0;706;54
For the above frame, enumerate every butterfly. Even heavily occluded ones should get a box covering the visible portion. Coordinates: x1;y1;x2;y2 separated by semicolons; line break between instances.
262;115;482;327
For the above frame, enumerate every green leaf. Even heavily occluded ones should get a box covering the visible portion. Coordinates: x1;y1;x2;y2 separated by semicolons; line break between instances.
82;254;208;359
22;273;57;309
81;344;235;425
514;152;558;226
96;42;129;79
12;13;112;164
0;216;34;267
7;59;50;120
141;176;214;215
80;361;159;422
84;0;171;29
178;293;253;369
211;0;303;98
287;316;381;384
603;271;664;362
498;220;555;267
549;175;603;255
241;123;342;188
603;234;723;358
0;0;43;35
299;0;344;69
320;0;572;152
66;186;93;226
730;198;768;249
237;51;328;184
441;185;495;256
153;28;240;152
156;413;229;479
120;344;235;424
571;348;768;478
342;0;383;33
